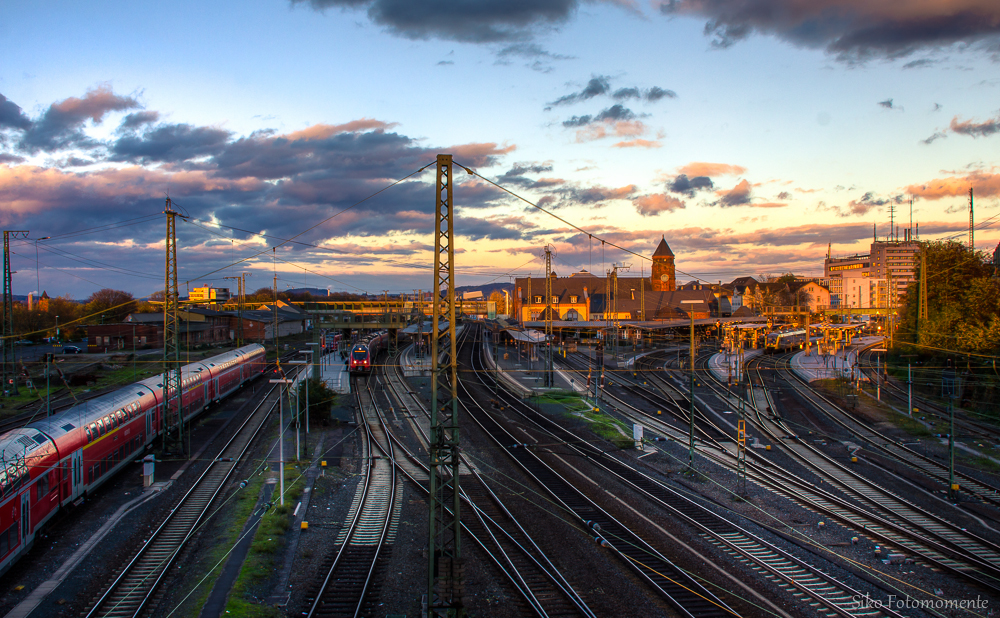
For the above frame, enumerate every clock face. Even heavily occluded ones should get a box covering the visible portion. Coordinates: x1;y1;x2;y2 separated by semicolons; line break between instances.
660;274;669;281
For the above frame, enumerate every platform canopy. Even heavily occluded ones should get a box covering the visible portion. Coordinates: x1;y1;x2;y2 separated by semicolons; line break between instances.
504;328;547;343
400;320;449;335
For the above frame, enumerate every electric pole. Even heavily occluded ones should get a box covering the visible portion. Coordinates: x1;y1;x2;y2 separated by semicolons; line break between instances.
544;244;554;387
2;231;27;396
428;154;463;617
162;201;184;455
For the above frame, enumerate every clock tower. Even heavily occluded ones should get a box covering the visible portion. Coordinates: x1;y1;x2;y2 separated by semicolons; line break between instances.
651;236;675;292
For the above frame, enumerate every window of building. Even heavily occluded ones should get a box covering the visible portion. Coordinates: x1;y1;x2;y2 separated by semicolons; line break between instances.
534;296;542;303
569;296;578;303
551;297;558;304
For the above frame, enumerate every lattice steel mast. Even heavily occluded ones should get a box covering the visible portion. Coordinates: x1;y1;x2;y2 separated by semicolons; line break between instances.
2;231;28;395
544;244;554;387
428;154;463;617
163;199;184;455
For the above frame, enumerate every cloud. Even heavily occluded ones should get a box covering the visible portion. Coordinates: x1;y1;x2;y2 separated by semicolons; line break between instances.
907;172;1000;199
902;58;939;69
496;162;564;188
668;173;714;196
436;60;455;65
612;86;677;101
111;123;233;163
676;161;746;177
19;84;140;153
777;191;791;200
878;98;894;109
633;193;685;216
921;131;947;145
550;76;611;107
294;0;582;43
612;139;661;148
826;191;904;217
550;77;676;109
0;153;25;164
573;120;646;142
950;112;1000;137
644;86;677;101
0;94;31;130
562;103;636;128
715;178;751;206
495;43;573;71
119;111;160;130
659;0;1000;62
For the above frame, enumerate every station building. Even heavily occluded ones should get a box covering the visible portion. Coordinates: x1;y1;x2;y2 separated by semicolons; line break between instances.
513;237;719;323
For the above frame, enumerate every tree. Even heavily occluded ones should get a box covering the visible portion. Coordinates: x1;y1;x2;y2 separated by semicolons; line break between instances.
84;289;136;323
898;240;1000;354
488;290;506;315
297;378;340;426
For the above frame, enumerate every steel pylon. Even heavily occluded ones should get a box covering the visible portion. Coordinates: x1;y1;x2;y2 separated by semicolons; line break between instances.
428;154;463;616
2;231;28;396
163;199;184;455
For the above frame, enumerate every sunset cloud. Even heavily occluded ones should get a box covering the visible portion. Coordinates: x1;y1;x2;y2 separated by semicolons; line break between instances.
906;172;1000;199
714;179;751;207
676;162;747;177
633;193;686;216
612;139;661;148
949;112;1000;138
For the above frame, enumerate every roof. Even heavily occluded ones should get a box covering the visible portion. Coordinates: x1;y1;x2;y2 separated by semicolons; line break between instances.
652;236;674;258
505;329;546;343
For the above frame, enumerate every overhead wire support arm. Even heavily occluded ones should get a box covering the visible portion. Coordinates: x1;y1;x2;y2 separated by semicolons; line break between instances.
163;199;185;456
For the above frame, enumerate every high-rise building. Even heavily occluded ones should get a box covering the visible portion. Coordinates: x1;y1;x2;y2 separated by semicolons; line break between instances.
824;239;919;309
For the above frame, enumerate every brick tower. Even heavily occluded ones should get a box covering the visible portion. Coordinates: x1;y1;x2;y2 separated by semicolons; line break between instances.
651;236;675;292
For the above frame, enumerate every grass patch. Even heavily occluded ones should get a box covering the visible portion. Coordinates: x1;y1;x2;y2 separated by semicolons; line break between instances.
180;471;270;615
888;411;934;437
224;466;305;615
967;455;1000;473
533;390;591;411
575;406;634;449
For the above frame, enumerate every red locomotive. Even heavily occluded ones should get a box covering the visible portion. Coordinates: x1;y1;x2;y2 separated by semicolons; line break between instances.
348;330;387;373
0;343;266;576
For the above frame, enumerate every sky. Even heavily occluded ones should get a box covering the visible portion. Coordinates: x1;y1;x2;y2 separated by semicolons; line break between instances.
1;0;999;300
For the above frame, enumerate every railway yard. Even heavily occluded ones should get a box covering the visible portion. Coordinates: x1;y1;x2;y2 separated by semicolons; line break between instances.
0;326;999;618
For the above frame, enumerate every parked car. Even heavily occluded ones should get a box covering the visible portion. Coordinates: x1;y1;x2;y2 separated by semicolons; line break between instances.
62;346;82;354
15;340;33;345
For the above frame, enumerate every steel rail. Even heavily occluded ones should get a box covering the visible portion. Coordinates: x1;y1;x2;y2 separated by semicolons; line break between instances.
84;377;280;618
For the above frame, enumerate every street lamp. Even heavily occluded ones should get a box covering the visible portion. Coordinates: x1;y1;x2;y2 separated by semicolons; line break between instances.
680;299;701;471
34;236;50;296
269;377;295;506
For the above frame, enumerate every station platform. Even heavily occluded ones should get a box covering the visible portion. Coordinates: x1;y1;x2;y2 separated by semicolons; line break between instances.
708;348;763;383
484;339;586;397
789;336;884;382
316;351;350;394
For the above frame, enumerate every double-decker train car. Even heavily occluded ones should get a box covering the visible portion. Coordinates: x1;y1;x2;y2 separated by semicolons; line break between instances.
349;330;388;373
764;328;809;353
0;343;266;577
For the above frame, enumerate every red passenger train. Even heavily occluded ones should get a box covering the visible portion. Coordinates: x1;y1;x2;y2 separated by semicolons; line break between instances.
348;330;387;373
0;343;266;577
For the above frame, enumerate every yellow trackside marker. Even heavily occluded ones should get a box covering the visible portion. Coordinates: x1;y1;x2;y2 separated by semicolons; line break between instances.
301;521;308;530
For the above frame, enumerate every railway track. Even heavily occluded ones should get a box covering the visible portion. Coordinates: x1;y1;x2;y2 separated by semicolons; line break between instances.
557;346;1000;602
463;329;739;618
856;347;1000;442
778;351;1000;505
521;349;915;617
743;353;1000;589
378;352;597;617
84;377;282;618
305;374;398;618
